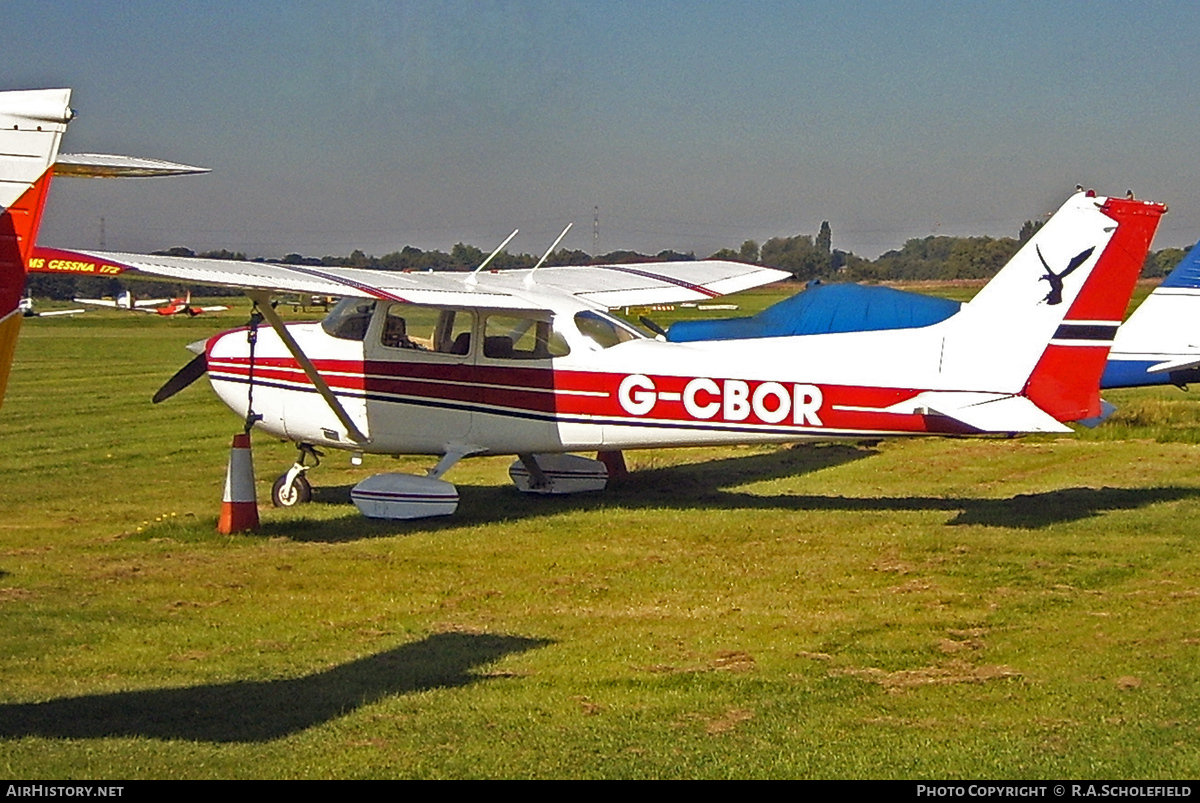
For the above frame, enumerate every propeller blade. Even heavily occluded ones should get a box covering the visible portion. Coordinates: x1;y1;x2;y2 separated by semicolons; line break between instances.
638;315;667;337
153;352;208;404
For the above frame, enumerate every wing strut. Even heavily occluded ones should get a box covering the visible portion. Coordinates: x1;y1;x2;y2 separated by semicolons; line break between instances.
246;290;370;445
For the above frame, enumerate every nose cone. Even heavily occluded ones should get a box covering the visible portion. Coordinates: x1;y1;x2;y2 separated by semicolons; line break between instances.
203;326;288;439
206;327;251;364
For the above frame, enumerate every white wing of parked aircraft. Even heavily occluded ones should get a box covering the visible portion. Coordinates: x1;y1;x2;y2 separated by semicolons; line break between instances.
61;249;787;311
73;290;171;310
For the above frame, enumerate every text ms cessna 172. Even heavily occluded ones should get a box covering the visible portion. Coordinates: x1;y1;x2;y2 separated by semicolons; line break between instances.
0;89;1167;519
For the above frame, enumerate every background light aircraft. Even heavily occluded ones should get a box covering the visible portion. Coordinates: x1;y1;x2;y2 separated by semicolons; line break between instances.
18;297;84;318
73;288;228;317
72;289;170;311
0;88;1168;521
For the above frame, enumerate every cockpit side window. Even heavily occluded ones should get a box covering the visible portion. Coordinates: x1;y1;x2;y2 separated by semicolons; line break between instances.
321;298;377;341
380;306;425;350
574;310;642;349
377;303;476;356
482;314;570;360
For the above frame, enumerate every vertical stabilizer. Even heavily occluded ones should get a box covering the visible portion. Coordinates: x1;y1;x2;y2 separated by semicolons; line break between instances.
1021;197;1165;420
937;192;1165;421
0;89;73;407
1104;239;1200;387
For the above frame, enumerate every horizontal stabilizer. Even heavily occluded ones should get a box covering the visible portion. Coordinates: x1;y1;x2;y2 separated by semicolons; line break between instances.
54;153;210;178
1076;399;1118;428
885;391;1072;433
1148;357;1200;374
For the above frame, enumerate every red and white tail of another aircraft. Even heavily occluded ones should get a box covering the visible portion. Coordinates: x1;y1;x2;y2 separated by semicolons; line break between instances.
0;89;72;406
0;89;210;407
0;87;1169;519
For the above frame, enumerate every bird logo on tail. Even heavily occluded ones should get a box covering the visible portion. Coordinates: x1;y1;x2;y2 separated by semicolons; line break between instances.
1038;245;1095;305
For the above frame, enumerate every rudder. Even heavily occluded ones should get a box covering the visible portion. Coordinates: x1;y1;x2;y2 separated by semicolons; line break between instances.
0;89;73;407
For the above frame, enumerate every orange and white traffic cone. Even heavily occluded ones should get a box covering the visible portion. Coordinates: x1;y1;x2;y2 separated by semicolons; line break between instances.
218;432;259;533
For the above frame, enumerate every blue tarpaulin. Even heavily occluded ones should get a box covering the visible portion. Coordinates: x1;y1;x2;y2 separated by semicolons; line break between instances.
666;282;962;342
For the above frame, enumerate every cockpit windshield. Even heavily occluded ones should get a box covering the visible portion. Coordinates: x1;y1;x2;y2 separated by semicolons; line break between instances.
321;298;377;341
574;310;643;349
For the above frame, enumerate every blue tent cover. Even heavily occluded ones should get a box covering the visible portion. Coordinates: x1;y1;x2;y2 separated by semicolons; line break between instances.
666;282;962;342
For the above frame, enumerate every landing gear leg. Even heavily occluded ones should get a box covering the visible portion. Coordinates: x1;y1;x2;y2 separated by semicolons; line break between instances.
517;453;550;490
272;443;322;507
426;444;479;481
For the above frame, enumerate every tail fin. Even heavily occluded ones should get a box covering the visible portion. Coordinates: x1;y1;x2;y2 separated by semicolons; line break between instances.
938;192;1165;421
0;89;73;407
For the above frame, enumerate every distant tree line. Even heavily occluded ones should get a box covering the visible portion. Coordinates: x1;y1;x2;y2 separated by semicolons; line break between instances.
23;219;1192;300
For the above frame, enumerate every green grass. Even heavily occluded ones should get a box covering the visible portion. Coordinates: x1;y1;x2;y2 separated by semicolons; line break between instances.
2;292;1200;778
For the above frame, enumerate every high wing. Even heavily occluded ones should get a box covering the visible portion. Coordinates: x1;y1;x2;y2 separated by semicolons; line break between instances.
47;249;790;310
73;294;171;309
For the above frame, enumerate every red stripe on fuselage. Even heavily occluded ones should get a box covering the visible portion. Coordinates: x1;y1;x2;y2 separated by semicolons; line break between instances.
207;355;980;436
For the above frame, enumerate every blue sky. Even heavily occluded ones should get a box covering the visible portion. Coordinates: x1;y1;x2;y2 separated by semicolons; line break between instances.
5;1;1199;259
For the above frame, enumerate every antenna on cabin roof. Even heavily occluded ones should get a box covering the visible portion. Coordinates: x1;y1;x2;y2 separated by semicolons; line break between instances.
526;223;573;287
464;228;519;287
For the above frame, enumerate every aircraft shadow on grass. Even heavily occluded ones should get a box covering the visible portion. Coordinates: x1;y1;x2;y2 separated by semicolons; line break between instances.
276;444;1200;541
0;631;550;743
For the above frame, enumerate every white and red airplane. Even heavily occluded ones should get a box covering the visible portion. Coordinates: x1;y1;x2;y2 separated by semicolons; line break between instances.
72;288;171;311
0;88;1168;520
71;287;228;317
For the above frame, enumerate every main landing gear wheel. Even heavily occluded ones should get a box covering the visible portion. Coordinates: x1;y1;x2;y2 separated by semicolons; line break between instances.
272;473;312;507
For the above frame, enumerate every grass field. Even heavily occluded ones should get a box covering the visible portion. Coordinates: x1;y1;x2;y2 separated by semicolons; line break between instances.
2;286;1200;779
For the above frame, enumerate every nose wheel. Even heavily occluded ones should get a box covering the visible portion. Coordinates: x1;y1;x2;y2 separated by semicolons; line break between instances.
272;472;312;507
272;443;321;507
